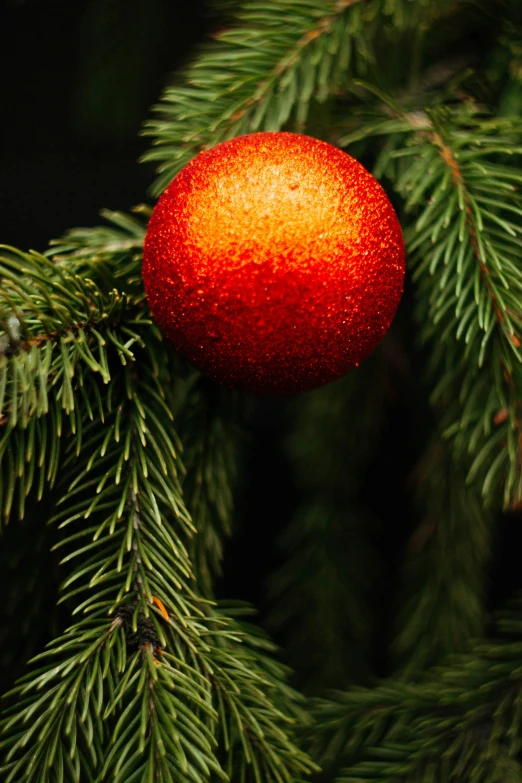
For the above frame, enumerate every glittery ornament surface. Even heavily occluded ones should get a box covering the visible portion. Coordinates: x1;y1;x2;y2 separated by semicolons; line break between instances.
142;132;405;394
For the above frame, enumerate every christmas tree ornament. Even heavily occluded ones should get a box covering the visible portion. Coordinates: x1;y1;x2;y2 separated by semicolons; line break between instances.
142;132;405;394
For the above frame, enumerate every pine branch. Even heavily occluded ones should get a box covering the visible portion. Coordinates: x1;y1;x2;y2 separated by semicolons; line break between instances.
0;245;139;402
51;205;241;597
204;603;317;783
309;597;522;783
404;109;522;508
1;336;314;781
342;105;522;507
392;439;494;677
268;350;397;692
0;245;150;524
142;0;435;196
98;641;224;783
179;377;239;598
50;351;194;623
0;613;119;783
47;207;149;300
0;342;199;781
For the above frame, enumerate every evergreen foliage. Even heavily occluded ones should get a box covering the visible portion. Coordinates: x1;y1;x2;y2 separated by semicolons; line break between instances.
177;379;239;599
392;439;494;676
142;0;445;195
310;598;522;783
3;0;522;781
268;351;393;693
353;109;522;508
0;211;312;781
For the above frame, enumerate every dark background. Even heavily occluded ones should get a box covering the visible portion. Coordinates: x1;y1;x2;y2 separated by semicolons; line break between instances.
1;0;521;693
0;0;210;249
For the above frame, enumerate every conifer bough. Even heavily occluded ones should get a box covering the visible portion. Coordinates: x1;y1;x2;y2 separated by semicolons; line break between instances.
2;1;522;782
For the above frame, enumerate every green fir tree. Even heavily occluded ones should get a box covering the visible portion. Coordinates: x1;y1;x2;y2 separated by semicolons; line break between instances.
2;1;522;781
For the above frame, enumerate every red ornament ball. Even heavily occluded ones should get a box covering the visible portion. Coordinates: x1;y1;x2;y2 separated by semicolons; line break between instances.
142;132;405;394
